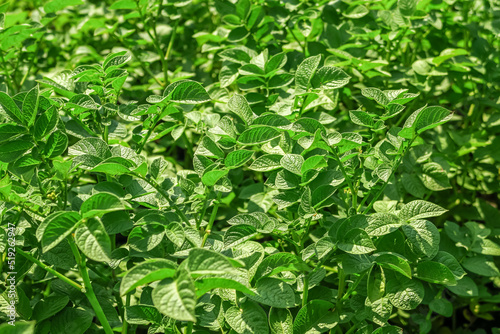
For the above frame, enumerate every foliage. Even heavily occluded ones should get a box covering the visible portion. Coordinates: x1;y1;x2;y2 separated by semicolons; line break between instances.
0;0;499;333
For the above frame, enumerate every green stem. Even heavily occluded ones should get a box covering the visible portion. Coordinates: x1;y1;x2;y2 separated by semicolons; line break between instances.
336;268;345;311
196;188;209;229
361;136;416;214
165;19;179;64
330;149;357;211
344;323;359;334
68;238;114;334
136;1;169;85
16;248;83;291
185;322;193;334
136;111;163;154
122;294;131;334
302;273;309;307
201;191;222;248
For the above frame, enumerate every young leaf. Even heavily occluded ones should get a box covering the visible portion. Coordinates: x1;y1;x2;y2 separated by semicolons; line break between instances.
338;228;376;254
249;154;283;171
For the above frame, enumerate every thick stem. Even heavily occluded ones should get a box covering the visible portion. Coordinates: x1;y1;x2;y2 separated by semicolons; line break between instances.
16;248;83;291
302;273;309;307
201;191;222;248
68;238;114;334
185;322;193;334
122;294;131;334
336;267;345;312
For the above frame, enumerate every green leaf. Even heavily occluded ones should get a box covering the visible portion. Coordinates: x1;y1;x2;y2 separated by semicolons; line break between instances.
225;301;269;334
194;277;254;297
249;154;283;171
164;80;211;104
266;53;287;74
432;251;465;279
402;220;440;259
219;47;252;64
34;106;58;140
0;321;35;334
225;149;254;168
33;296;69;323
187;248;240;276
338;228;376;254
109;0;137;9
293;300;339;334
69;137;111;160
196;136;225;159
165;222;185;248
366;213;402;236
0;123;25;143
44;0;83;13
343;4;369;19
152;266;197;322
248;277;296;308
228;94;255;125
120;259;177;295
361;88;390;106
254;253;310;281
295;55;322;91
374;252;412;278
398;200;447;221
415;261;456;285
125;305;163;325
447;276;478;297
103;51;131;72
280;154;304;175
74;218;112;262
0;92;24;124
51;307;92;334
238;126;280;145
398;0;417;16
202;169;228;187
429;299;453;317
80;192;129;218
220;64;240;87
462;255;500;277
38;211;81;253
385;271;424;310
224;225;258;249
43;130;68;158
269;308;293;334
22;85;39;127
349;110;374;128
312;66;350;89
0;140;33;163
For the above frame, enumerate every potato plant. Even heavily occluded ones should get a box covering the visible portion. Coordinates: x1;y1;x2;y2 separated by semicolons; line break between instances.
1;1;500;334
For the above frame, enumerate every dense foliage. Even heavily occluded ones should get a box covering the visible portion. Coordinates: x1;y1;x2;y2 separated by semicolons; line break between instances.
0;0;499;333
